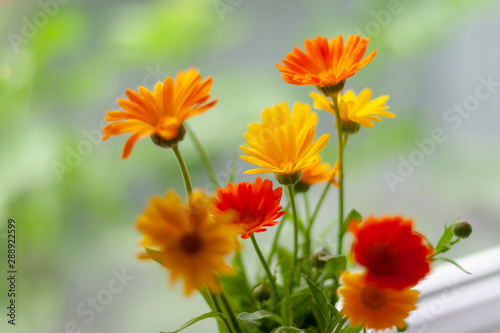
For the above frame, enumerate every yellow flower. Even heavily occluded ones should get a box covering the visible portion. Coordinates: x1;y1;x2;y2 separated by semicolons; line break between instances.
103;69;217;158
240;102;330;177
339;271;419;331
310;89;394;131
136;190;240;296
298;158;338;188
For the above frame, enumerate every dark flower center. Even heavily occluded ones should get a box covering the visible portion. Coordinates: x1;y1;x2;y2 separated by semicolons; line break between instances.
365;243;398;275
240;212;260;229
181;234;203;254
360;284;387;309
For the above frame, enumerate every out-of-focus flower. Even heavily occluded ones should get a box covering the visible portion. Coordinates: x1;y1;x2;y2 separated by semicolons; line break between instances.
213;177;285;239
277;35;377;97
349;216;431;290
103;69;217;158
296;158;338;192
310;89;393;133
339;271;419;331
240;102;330;183
136;190;239;296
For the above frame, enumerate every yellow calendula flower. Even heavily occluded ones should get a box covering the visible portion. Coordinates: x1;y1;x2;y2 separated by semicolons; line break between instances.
240;102;330;184
310;89;394;133
136;190;240;296
295;158;338;192
339;271;419;331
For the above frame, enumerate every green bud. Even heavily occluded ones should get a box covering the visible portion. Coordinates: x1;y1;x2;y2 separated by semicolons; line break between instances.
453;221;472;239
253;283;271;301
311;251;329;269
275;171;302;186
293;181;310;193
150;124;186;149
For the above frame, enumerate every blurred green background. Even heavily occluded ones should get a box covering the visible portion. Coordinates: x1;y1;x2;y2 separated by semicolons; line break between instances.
1;0;499;332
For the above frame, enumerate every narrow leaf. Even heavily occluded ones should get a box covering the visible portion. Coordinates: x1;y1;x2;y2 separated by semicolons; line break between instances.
323;255;347;280
161;312;223;333
435;257;471;274
145;247;164;265
238;310;283;325
281;287;294;326
303;275;333;325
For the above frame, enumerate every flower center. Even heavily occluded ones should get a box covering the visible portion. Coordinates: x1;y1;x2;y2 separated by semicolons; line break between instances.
360;284;388;309
365;243;398;275
180;233;203;254
240;212;260;230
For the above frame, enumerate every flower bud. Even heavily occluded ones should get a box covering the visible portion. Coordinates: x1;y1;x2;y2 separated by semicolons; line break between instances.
150;124;186;149
453;221;472;239
311;250;329;269
253;283;271;301
275;171;302;186
316;80;346;98
293;181;311;193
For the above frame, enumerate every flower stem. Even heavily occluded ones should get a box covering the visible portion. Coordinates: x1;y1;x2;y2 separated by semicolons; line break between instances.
287;185;299;268
184;123;220;188
202;287;233;333
172;145;193;195
251;234;278;298
332;96;344;255
266;204;290;264
219;292;241;333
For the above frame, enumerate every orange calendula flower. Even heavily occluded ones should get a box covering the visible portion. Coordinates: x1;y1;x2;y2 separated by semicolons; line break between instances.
339;271;419;331
240;102;330;181
136;190;240;296
103;69;217;158
299;158;339;187
349;216;432;290
213;177;285;239
276;35;377;93
310;89;393;133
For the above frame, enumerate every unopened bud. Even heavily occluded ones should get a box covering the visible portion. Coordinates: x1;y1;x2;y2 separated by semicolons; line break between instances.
311;251;329;269
253;283;271;301
453;221;472;239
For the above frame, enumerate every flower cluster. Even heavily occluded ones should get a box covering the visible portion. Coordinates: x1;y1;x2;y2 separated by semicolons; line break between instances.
103;34;470;333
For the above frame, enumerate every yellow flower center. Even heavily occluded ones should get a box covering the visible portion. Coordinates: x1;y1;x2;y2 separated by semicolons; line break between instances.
360;284;388;309
181;233;203;254
365;243;398;274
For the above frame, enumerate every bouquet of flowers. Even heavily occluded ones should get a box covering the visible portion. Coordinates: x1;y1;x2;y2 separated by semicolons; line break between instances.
103;35;471;333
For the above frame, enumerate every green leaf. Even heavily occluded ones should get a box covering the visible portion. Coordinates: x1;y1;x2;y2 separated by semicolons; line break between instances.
237;310;283;325
435;257;471;274
273;327;305;333
281;287;294;326
322;255;347;280
277;246;294;286
145;247;164;265
220;253;256;310
435;223;454;254
344;209;362;231
303;275;333;326
161;312;223;333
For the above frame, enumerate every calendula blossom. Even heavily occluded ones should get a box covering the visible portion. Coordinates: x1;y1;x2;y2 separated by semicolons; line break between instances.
213;177;285;239
299;158;339;187
339;271;419;331
103;69;217;158
349;216;432;290
310;89;394;132
277;35;377;97
240;102;330;179
136;190;240;296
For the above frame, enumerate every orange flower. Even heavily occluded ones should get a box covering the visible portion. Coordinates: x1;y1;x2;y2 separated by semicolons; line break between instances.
339;271;419;331
349;216;432;290
103;69;217;158
213;177;285;239
276;35;377;88
136;190;240;296
299;158;339;187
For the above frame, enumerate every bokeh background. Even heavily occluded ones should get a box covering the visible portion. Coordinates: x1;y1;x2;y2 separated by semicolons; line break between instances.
1;0;500;332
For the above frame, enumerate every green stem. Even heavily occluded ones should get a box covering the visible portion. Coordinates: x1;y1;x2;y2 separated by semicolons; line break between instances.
184;123;220;188
172;145;193;195
332;96;344;255
305;181;333;256
219;292;241;333
267;204;290;264
203;288;233;333
287;185;299;269
251;234;278;297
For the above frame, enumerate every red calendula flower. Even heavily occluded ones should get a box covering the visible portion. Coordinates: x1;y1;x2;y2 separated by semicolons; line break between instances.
103;69;217;158
276;35;377;96
349;216;432;290
213;177;285;239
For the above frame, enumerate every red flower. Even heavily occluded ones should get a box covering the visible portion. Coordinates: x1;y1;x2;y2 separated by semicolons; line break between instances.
349;216;431;290
213;177;285;239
